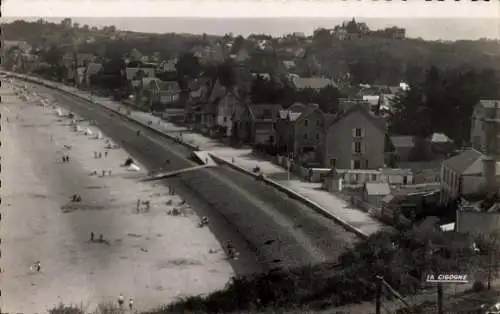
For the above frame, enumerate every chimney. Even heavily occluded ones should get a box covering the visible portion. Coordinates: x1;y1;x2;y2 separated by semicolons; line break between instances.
482;155;497;195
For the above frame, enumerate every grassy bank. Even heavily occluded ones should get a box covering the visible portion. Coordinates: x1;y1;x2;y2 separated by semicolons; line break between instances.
49;227;485;314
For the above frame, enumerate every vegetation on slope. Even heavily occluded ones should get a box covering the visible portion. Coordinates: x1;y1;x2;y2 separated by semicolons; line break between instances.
50;226;491;314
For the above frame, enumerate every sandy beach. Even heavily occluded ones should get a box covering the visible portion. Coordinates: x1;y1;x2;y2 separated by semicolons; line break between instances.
0;81;233;312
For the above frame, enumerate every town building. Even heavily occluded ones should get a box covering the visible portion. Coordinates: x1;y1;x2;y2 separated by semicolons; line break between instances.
275;103;327;164
236;103;282;146
470;99;500;157
322;104;386;170
439;148;500;204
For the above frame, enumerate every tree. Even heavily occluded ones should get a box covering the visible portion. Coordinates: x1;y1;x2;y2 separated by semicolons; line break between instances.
217;60;237;88
175;52;202;79
312;28;331;46
94;57;127;90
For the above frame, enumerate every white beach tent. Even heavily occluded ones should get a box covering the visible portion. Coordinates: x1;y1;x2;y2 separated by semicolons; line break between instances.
128;163;141;172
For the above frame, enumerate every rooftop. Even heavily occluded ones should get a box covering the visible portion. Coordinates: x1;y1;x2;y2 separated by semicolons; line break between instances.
442;148;484;174
365;182;391;196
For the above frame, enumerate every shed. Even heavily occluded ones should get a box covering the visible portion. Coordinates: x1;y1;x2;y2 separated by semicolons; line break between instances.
363;182;391;207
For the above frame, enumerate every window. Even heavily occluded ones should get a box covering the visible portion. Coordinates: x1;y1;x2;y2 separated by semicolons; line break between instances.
371;174;377;181
329;158;337;168
352;128;363;137
353;141;362;153
316;120;321;126
304;119;309;126
353;160;361;169
304;133;308;139
316;133;320;140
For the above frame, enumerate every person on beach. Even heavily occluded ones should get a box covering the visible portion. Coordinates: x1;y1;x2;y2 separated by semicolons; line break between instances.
90;232;94;242
128;298;134;310
226;241;236;259
118;294;125;308
34;261;41;272
104;151;108;157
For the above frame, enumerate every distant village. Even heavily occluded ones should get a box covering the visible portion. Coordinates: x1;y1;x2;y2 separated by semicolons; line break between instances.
4;17;500;237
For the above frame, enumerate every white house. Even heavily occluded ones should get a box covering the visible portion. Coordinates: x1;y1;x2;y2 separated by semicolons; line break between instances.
440;148;500;204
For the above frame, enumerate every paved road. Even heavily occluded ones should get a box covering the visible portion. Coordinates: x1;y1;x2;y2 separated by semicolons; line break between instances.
28;82;359;273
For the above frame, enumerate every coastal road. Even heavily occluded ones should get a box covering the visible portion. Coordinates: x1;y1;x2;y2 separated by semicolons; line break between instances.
24;81;360;273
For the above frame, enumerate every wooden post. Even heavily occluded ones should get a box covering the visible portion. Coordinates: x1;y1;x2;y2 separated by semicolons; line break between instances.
437;282;444;314
375;275;383;314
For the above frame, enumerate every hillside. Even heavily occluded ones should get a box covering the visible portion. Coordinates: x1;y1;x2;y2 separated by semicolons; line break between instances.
3;19;500;85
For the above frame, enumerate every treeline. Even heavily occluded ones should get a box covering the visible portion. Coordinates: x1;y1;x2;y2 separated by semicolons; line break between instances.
5;19;500;87
390;66;499;145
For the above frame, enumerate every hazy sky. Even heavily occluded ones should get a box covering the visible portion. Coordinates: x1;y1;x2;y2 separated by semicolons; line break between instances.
3;0;500;40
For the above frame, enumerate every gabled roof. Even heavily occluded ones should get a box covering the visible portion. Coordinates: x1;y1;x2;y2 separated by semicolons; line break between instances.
442;148;484;174
427;132;452;143
365;182;391;196
248;104;283;121
390;135;416;148
86;62;103;77
278;103;323;122
327;104;386;133
156;81;181;93
125;67;156;80
207;78;226;103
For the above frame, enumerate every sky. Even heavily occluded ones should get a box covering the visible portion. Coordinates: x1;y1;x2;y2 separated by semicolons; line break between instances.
3;0;500;41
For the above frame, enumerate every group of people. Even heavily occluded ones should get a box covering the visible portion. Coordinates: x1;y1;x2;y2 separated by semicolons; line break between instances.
94;151;107;159
71;194;82;202
61;155;70;163
89;232;104;243
117;294;134;310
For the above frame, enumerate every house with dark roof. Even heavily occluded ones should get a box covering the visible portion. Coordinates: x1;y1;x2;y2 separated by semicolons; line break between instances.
390;135;424;162
275;103;327;164
199;78;227;135
322;104;387;170
236;103;283;145
150;80;181;108
84;62;103;87
215;88;247;137
439;148;500;204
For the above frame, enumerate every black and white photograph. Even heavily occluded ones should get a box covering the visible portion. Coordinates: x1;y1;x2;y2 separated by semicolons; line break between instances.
1;0;500;313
